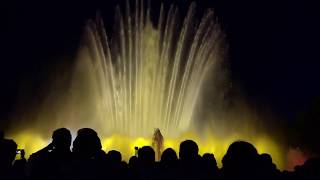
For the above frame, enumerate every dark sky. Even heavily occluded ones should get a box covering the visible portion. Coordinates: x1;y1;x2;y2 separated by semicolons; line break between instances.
1;0;319;128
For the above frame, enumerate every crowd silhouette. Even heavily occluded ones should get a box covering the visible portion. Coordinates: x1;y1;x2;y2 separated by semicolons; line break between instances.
0;128;319;180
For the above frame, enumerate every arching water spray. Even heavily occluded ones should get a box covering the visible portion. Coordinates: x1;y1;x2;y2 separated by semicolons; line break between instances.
75;1;224;137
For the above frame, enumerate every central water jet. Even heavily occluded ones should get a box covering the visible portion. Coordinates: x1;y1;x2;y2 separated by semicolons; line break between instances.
72;1;224;137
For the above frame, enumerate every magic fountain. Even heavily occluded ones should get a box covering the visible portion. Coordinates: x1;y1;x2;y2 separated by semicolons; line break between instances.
9;1;286;169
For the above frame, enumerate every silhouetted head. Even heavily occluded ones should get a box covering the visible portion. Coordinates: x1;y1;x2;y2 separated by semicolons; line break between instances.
52;128;72;150
72;128;102;158
138;146;155;164
161;148;177;163
202;153;217;166
179;140;199;160
259;153;272;165
107;150;122;163
258;153;277;171
222;141;258;169
0;139;17;167
300;157;320;177
129;155;138;168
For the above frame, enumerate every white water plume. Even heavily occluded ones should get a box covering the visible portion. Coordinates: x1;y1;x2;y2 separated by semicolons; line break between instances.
70;1;225;137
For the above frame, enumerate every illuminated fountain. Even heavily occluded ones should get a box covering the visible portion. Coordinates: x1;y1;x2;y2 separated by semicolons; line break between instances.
72;1;224;137
9;1;287;169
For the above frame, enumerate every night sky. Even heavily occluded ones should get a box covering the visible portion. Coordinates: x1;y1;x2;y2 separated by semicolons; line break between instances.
1;0;319;149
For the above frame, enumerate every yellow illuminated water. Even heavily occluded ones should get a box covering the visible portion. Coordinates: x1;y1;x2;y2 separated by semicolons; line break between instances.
9;130;285;169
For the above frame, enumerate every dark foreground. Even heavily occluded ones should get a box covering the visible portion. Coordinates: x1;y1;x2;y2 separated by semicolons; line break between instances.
0;128;319;180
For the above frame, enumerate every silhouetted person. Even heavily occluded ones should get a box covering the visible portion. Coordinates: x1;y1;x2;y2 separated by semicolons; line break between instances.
71;128;107;180
138;146;155;164
128;155;139;180
72;128;103;159
11;149;28;180
257;153;281;180
159;148;178;180
106;150;128;179
0;134;17;179
27;128;72;180
221;141;260;180
107;150;122;163
129;155;138;168
178;140;203;180
179;140;199;161
0;132;27;180
294;157;320;180
161;148;177;164
202;153;219;179
136;146;157;180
